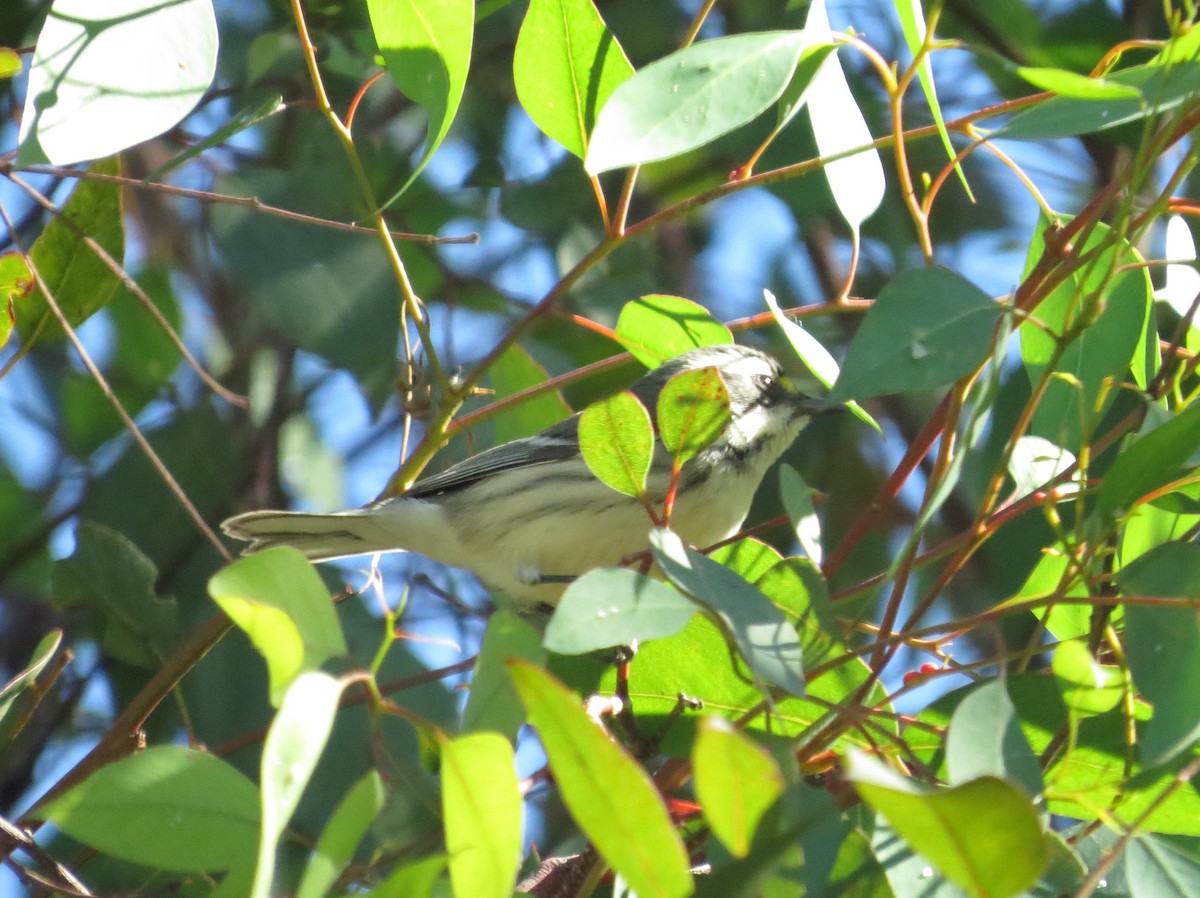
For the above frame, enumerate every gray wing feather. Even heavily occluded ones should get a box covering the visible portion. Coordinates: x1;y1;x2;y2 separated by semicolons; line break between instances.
401;417;581;499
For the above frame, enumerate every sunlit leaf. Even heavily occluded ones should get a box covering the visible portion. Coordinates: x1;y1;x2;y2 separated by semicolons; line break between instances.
514;0;633;158
42;746;259;873
19;0;217;165
440;732;521;898
368;0;473;199
615;295;733;368
586;31;808;174
509;661;693;898
579;390;654;499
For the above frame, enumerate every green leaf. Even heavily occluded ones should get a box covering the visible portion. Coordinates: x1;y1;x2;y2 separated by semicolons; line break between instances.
657;366;731;466
779;465;822;564
513;0;633;158
488;343;572;444
693;716;785;857
802;0;884;229
0;252;33;349
440;732;522;898
362;854;447;897
593;613;884;758
1010;548;1093;641
53;522;179;669
709;537;784;584
999;59;1200;140
753;556;843;670
615;295;733;368
0;629;60;726
945;680;1043;797
1094;404;1200;524
1015;65;1142;99
18;0;217;165
894;0;972;201
253;672;346;898
651;528;806;697
368;0;473;200
586;31;808;174
1125;834;1200;898
1052;639;1124;719
1019;219;1152;451
463;612;546;742
296;772;387;898
847;752;1048;898
508;661;693;898
210;169;399;403
544;567;696;653
41;746;260;873
208;548;347;705
1119;542;1200;766
579;390;654;499
151;93;285;179
829;267;1003;404
16;156;124;346
763;289;878;432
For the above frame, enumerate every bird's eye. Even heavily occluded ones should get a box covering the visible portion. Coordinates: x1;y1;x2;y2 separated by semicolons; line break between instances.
755;373;774;391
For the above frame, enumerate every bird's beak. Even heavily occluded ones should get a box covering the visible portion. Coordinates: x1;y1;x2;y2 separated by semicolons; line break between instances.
790;392;841;419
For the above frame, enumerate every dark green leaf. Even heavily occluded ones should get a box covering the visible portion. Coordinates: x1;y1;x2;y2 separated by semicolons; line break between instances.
488;343;572;444
579;390;654;498
544;567;696;653
1120;542;1200;766
513;0;633;158
0;629;60;726
41;746;259;873
508;660;693;898
19;0;216;165
209;169;400;404
829;267;1003;403
586;31;807;174
1094;405;1200;524
615;295;733;368
53;522;179;668
16;156;124;345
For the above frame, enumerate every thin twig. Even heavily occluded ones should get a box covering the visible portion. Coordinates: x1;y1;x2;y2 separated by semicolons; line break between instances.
5;171;247;407
7;163;478;244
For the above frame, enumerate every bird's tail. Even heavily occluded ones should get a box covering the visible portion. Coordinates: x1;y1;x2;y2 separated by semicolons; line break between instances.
222;508;395;562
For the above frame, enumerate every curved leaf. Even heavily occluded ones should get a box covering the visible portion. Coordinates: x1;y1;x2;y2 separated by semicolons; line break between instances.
586;31;807;174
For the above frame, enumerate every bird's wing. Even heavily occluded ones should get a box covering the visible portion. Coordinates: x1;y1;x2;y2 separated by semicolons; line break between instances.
401;416;581;499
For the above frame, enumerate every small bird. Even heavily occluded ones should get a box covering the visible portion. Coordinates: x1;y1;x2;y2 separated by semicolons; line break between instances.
222;344;826;607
